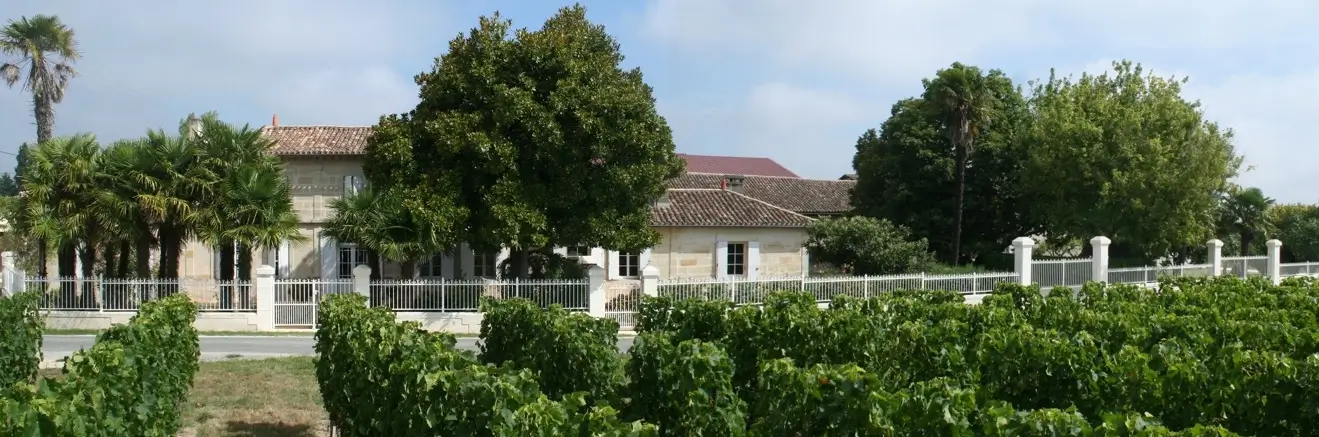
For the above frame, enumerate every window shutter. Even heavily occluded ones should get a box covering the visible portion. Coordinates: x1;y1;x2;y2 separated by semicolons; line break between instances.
352;175;365;193
552;247;568;257
747;241;761;280
320;236;338;280
212;245;221;280
715;241;729;279
460;243;475;278
589;248;606;266
342;175;354;196
441;250;455;278
278;240;291;278
640;249;652;270
607;251;621;280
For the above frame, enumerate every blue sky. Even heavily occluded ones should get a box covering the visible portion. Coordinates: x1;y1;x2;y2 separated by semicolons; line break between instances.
3;0;1319;202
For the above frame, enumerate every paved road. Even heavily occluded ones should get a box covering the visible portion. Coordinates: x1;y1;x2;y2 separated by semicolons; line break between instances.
41;335;637;364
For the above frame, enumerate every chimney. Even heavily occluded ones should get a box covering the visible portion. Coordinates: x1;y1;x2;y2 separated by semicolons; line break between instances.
723;175;746;193
272;113;279;126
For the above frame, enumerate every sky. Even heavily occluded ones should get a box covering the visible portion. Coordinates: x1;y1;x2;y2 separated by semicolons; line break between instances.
2;1;1318;202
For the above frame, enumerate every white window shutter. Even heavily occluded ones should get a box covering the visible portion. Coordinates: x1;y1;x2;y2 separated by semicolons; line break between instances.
715;241;729;279
278;240;291;278
607;251;621;280
460;243;475;278
639;249;652;270
552;247;568;257
212;245;221;280
342;175;354;196
320;236;338;280
589;247;606;266
353;175;365;193
748;241;761;280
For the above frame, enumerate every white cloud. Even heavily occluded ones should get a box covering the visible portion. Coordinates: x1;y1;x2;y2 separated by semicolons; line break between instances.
0;0;444;167
642;0;1319;202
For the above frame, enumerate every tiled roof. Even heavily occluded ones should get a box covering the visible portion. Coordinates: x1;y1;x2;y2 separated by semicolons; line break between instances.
261;125;372;156
651;189;814;228
677;153;800;178
666;173;855;215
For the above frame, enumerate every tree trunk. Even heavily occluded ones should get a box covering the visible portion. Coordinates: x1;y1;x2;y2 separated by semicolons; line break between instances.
367;251;381;280
103;243;119;279
79;245;97;308
36;239;47;277
116;240;132;278
34;94;54;145
134;233;152;279
156;223;183;297
1241;232;1254;257
57;245;77;308
218;240;236;310
951;144;969;266
236;243;254;309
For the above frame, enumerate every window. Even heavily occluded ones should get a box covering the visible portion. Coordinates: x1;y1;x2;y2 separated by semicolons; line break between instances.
338;244;369;279
617;252;640;278
342;175;365;196
419;253;445;278
566;246;590;258
473;253;498;278
726;243;746;276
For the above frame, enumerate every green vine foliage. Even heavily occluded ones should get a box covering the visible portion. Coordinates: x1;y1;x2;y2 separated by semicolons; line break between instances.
316;276;1319;435
0;294;200;436
0;290;43;390
316;294;647;436
479;297;624;403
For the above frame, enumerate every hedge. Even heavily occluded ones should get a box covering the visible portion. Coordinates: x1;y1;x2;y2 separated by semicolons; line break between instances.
318;275;1319;435
315;293;649;436
0;294;200;436
0;290;43;390
479;297;623;403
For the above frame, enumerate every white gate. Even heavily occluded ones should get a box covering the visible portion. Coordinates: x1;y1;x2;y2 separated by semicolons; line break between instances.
603;282;642;330
274;279;353;328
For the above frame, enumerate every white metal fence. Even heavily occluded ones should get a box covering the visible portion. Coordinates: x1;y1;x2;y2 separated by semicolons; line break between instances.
1107;264;1215;284
1281;262;1319;277
273;278;353;328
656;271;1020;305
603;282;643;328
21;276;255;312
368;278;590;312
1032;258;1093;289
1222;256;1268;278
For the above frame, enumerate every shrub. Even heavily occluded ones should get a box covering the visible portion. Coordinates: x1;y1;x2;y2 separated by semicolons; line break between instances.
0;294;200;436
0;290;42;389
316;293;649;436
625;332;745;436
804;216;937;275
635;295;732;342
479;297;623;402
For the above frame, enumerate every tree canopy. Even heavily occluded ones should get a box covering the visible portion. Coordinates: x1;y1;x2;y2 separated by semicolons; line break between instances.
852;67;1036;266
1021;61;1240;260
365;5;683;275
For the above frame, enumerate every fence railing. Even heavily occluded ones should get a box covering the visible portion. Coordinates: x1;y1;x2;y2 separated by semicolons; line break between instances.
1106;264;1215;284
23;277;255;312
1221;256;1268;278
656;271;1019;305
367;278;590;312
1031;258;1093;289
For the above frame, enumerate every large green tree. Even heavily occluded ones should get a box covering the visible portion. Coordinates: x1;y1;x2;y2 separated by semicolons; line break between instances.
1;15;79;144
1022;60;1240;261
1272;204;1319;262
922;63;997;265
852;68;1036;266
372;6;683;278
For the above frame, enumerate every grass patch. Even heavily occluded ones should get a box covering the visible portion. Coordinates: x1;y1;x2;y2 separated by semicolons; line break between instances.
40;357;328;436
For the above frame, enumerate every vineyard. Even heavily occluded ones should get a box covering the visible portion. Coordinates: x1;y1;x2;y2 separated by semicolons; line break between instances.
0;293;201;435
315;275;1319;435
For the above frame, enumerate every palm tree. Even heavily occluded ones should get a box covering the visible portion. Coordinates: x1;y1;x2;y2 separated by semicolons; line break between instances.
1;15;80;144
1219;186;1276;256
922;63;996;265
98;139;160;279
137;126;211;284
324;186;452;281
194;117;305;308
22;134;105;307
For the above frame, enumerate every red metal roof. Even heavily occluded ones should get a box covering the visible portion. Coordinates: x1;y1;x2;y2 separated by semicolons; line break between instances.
677;153;799;178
